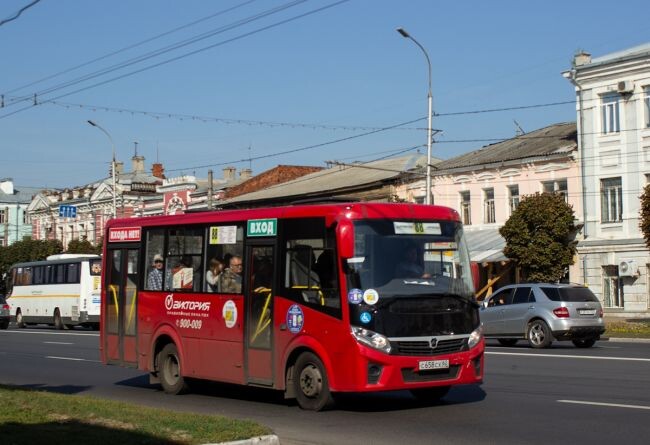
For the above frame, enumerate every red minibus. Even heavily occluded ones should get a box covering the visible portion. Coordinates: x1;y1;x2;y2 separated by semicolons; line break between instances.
100;202;484;410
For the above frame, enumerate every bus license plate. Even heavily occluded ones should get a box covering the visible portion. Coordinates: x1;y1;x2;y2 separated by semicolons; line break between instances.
418;359;449;371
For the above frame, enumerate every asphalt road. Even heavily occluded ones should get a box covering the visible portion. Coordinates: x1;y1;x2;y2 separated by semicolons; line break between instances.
1;327;649;445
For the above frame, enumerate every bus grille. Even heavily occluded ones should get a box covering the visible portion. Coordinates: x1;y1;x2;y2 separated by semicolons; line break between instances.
402;365;460;382
393;338;467;356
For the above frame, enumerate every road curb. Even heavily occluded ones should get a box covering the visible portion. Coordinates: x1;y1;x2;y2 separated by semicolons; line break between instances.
203;434;280;445
602;336;650;343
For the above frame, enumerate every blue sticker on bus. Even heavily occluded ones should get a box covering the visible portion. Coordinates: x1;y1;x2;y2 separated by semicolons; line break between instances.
348;288;363;304
360;311;372;324
287;304;304;334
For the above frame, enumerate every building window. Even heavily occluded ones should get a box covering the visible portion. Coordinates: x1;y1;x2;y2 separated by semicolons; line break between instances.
484;188;495;223
603;265;624;308
601;94;620;134
460;191;471;225
542;179;568;202
508;185;520;215
0;209;6;224
601;177;623;223
644;86;650;128
22;209;28;224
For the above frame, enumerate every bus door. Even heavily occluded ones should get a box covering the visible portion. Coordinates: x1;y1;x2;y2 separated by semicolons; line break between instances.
105;247;139;367
245;243;275;385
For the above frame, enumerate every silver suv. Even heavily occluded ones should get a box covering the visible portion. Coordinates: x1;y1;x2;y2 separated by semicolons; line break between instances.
480;283;605;348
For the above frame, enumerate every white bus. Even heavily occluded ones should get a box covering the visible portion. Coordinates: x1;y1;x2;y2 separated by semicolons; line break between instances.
6;254;102;329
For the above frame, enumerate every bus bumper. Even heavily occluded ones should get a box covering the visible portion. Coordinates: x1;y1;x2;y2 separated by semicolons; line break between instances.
334;339;484;392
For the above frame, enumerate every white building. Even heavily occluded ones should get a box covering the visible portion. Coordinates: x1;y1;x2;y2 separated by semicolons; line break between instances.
563;43;650;317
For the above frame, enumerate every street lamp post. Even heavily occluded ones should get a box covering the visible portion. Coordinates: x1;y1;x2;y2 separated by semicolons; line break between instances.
397;27;433;205
87;120;117;218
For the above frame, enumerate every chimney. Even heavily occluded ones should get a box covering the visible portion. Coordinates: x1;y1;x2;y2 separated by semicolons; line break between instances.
223;166;236;181
239;168;252;180
131;155;145;173
151;163;165;179
0;178;14;195
115;161;124;175
573;50;591;67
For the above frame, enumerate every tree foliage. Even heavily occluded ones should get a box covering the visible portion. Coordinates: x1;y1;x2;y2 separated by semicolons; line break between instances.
499;193;578;283
0;237;63;293
639;184;650;249
66;237;101;255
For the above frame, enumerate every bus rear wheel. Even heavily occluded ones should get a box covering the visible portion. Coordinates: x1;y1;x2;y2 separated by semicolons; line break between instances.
157;343;189;395
53;309;65;330
293;352;334;411
16;310;25;329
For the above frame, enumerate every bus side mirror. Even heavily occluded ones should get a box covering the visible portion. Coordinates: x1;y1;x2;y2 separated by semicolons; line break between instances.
338;220;354;259
471;262;480;293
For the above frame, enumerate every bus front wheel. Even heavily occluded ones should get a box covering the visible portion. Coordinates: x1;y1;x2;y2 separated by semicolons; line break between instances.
157;343;189;395
293;352;334;411
16;310;25;329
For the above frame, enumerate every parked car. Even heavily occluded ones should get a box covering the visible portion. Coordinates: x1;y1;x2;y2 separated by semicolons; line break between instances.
480;283;605;348
0;295;10;329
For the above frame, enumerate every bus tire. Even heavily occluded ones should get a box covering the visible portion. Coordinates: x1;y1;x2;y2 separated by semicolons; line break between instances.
157;343;189;395
16;310;25;329
293;352;334;411
53;309;65;330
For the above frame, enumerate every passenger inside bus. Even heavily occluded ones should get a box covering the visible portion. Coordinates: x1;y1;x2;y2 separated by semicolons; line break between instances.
205;257;224;292
220;255;243;293
147;254;164;290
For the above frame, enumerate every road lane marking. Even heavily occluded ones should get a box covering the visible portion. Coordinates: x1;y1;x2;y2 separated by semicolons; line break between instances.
486;351;650;362
0;330;98;337
46;356;100;363
558;400;650;410
44;341;74;345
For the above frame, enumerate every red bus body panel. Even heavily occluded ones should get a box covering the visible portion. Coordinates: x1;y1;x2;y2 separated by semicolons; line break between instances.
101;203;483;396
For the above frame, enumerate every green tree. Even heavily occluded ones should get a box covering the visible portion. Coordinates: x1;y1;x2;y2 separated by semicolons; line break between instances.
499;192;578;282
0;237;63;293
66;236;101;255
639;184;650;248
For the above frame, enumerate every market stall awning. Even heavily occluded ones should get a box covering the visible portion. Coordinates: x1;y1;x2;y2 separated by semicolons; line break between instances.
464;229;509;263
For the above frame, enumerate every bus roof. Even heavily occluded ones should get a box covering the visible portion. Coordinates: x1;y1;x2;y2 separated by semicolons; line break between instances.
105;202;461;229
46;254;101;260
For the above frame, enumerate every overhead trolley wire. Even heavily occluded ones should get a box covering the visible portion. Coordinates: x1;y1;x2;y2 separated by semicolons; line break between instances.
2;0;260;95
0;0;351;120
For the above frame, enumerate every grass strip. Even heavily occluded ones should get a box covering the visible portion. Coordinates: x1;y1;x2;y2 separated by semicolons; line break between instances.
0;384;271;445
605;319;650;338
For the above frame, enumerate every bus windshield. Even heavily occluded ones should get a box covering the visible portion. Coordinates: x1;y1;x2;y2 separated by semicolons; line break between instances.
346;219;474;299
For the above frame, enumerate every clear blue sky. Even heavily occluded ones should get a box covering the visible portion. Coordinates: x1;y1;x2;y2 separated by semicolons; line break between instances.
1;0;648;189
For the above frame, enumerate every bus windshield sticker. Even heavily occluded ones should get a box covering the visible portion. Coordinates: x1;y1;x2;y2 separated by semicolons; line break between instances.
247;218;277;237
363;289;379;305
209;226;237;244
348;288;363;304
426;241;457;250
360;312;372;324
393;222;441;235
286;304;304;334
223;300;237;328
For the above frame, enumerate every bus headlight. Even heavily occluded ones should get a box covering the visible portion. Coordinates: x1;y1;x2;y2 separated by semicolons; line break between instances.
468;326;483;349
351;326;392;354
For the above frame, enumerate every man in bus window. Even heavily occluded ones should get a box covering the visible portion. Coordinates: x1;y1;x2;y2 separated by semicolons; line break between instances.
220;255;243;293
147;254;164;290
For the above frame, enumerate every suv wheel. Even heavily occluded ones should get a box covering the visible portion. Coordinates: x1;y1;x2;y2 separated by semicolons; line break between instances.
527;320;552;348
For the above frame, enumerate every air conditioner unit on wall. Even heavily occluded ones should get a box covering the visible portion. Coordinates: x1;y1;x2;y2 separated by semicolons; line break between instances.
618;259;639;277
617;80;634;94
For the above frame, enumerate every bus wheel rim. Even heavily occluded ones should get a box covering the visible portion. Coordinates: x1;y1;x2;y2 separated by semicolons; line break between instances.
299;364;323;398
165;355;180;384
